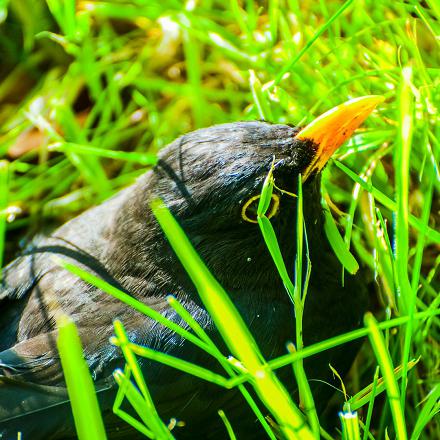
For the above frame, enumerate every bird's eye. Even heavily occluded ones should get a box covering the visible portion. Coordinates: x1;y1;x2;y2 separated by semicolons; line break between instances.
241;194;280;224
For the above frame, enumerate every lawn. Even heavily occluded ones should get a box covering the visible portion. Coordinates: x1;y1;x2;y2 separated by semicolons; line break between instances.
0;0;439;439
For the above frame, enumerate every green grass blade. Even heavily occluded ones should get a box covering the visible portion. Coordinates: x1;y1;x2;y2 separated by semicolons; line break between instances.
56;315;107;440
274;0;354;84
166;296;277;438
410;384;440;440
269;310;439;371
249;69;273;121
395;66;417;412
112;369;156;439
0;160;8;273
50;142;158;166
364;313;407;440
340;411;361;440
115;340;235;388
218;410;237;440
294;174;305;349
291;175;319;438
0;0;9;23
348;359;419;411
182;26;206;127
256;164;296;301
288;343;320;439
258;215;296;300
151;198;314;440
362;367;380;440
322;196;359;274
394;66;413;314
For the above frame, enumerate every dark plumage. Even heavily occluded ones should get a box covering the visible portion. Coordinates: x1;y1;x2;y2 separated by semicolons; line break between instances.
0;120;369;439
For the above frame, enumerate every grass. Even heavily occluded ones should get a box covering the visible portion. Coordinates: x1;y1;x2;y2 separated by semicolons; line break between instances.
1;0;439;439
57;315;108;440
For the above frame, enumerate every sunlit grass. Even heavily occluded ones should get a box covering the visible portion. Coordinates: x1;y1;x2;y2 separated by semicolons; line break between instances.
57;315;108;440
1;0;439;439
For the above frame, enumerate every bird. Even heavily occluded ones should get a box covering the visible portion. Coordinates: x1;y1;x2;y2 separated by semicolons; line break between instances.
0;96;382;439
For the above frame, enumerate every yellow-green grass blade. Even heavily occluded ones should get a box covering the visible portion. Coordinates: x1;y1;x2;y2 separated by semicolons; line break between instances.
0;160;8;274
56;315;107;440
112;364;157;437
274;0;355;84
218;409;237;440
362;367;380;440
322;196;359;275
364;313;407;440
340;411;361;440
256;163;296;302
294;174;305;349
288;343;320;439
394;66;413;315
375;207;398;309
112;339;238;388
23;108;110;194
291;175;318;438
182;26;207;128
249;69;273;121
46;0;76;40
151;198;314;440
257;215;296;301
342;146;390;280
348;359;419;411
50;142;158;166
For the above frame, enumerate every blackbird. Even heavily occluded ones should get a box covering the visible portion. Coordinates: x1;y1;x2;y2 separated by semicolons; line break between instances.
0;96;382;439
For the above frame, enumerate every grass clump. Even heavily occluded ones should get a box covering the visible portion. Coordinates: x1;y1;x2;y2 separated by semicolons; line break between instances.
1;0;439;439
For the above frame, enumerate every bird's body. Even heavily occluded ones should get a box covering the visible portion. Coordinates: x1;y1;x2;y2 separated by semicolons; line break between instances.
0;120;370;439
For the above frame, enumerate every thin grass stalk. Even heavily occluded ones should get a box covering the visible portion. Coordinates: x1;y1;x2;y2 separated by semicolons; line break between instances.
113;320;173;439
249;69;273;121
287;343;320;439
0;160;8;274
363;367;380;440
294;174;304;352
274;0;354;84
348;360;419;411
396;67;415;410
291;176;319;439
50;142;158;165
113;370;156;438
218;410;237;440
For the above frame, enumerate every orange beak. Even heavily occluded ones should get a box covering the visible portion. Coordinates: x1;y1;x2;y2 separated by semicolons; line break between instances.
296;95;385;181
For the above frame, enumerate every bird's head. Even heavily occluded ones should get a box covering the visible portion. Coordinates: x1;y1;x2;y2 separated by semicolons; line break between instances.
136;96;383;290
